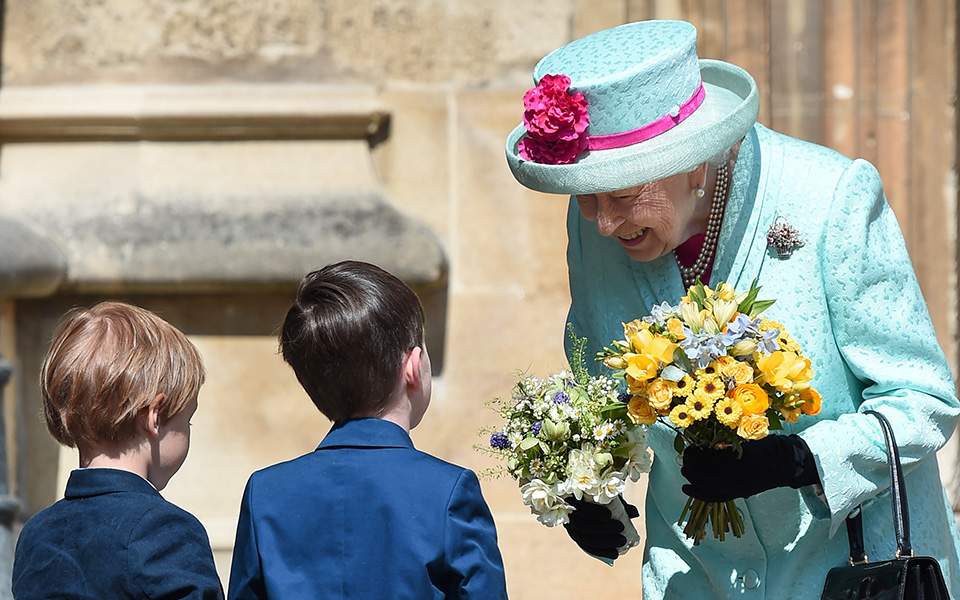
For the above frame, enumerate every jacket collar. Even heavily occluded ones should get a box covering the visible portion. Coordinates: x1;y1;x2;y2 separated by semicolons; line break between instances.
64;468;160;500
317;418;415;450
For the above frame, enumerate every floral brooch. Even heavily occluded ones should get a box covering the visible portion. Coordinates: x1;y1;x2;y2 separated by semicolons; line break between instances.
766;217;805;258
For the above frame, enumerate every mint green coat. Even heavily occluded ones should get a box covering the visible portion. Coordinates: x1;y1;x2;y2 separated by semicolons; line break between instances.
565;124;960;598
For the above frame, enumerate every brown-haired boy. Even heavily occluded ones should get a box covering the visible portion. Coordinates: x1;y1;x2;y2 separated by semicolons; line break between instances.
228;261;507;599
13;302;223;599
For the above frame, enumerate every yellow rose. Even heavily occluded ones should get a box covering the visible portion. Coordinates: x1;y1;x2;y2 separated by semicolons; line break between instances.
627;396;658;425
715;397;743;428
737;414;769;441
730;384;769;415
646;378;676;413
669;404;694;428
694;375;726;402
666;317;686;340
760;319;784;332
673;375;695;398
800;388;822;415
625;353;660;383
625;375;646;395
723;360;754;385
685;395;714;421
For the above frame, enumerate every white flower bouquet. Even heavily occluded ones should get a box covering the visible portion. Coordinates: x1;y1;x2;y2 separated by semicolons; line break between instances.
480;330;651;561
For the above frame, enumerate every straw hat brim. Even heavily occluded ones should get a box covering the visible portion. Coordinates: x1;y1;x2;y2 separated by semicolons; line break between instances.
505;59;759;195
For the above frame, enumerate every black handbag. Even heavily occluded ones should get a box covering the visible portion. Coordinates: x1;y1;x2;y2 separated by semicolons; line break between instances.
821;410;950;599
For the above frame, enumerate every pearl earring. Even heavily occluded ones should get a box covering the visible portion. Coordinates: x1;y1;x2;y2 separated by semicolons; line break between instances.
695;187;706;199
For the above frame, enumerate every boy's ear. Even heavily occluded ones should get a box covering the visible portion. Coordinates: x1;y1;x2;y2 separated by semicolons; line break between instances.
403;347;424;389
137;393;166;440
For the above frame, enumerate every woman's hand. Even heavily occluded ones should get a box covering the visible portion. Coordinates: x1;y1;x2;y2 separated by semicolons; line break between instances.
562;496;640;559
680;434;821;502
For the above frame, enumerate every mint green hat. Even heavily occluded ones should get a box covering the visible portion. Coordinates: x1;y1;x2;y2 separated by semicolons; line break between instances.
505;20;759;195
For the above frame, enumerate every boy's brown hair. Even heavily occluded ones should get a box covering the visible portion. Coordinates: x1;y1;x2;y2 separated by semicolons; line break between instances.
40;302;205;448
279;261;425;422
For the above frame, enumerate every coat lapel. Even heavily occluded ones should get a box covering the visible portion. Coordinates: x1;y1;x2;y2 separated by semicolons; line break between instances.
710;124;780;290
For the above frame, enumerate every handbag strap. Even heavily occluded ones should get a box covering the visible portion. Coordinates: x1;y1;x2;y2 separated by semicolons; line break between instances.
845;410;912;564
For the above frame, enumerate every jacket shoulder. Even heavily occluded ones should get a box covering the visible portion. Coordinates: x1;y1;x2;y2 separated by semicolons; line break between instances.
755;124;867;213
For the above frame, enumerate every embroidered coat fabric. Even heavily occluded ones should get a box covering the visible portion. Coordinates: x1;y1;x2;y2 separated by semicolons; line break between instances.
565;123;960;599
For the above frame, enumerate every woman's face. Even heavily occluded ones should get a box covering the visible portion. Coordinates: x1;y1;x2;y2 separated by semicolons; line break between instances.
576;168;704;262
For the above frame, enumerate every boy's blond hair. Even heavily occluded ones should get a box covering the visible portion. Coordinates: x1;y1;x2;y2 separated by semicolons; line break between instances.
40;302;205;448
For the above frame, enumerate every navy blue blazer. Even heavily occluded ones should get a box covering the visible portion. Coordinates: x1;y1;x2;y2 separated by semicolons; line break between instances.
13;468;223;599
228;418;507;599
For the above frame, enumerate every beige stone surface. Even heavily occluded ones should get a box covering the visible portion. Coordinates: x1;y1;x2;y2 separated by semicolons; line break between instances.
3;0;574;86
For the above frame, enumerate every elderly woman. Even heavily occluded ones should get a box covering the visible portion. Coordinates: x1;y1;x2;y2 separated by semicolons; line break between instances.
505;20;960;599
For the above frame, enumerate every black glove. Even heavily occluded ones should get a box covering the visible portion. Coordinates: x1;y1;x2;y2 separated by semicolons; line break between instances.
562;496;640;560
680;434;820;502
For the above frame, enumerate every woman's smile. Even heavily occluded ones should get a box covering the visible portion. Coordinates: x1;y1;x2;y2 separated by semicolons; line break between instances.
617;228;651;247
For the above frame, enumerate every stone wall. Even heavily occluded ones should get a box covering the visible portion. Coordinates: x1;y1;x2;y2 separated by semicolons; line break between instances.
3;1;957;599
2;1;647;597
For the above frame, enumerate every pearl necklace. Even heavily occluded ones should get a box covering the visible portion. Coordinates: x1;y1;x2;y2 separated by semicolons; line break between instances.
676;163;729;289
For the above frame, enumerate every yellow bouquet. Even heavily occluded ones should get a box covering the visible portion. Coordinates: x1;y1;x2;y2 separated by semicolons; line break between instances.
597;281;822;544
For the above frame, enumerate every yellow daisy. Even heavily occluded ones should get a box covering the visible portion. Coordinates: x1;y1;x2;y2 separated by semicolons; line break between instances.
669;404;694;428
694;375;726;402
673;375;695;398
685;395;715;421
715;398;743;428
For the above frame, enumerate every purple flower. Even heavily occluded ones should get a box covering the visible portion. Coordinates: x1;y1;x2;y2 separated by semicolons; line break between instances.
618;391;631;403
531;421;542;435
553;391;570;404
759;328;780;354
489;432;511;449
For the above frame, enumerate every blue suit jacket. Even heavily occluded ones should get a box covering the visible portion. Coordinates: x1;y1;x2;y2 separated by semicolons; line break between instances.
13;468;223;599
228;418;507;599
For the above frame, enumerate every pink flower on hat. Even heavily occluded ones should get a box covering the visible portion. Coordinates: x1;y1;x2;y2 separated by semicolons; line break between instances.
517;74;590;165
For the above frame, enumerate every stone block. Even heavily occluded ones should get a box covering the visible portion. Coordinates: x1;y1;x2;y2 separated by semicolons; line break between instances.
454;88;570;293
0;219;65;299
0;141;445;292
373;87;451;242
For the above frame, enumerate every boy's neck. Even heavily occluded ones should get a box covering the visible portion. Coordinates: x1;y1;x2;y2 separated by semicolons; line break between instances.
79;441;151;483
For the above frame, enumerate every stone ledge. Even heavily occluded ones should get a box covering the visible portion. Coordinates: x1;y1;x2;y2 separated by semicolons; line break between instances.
21;194;446;294
0;85;390;144
0;219;66;298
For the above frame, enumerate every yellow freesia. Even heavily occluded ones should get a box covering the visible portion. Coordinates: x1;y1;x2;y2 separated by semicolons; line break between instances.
737;414;769;440
782;406;801;424
730;339;758;357
625;353;660;383
757;351;813;392
603;356;627;370
730;383;769;415
627;396;658;425
646;378;676;413
631;329;678;364
666;317;686;340
715;397;743;428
